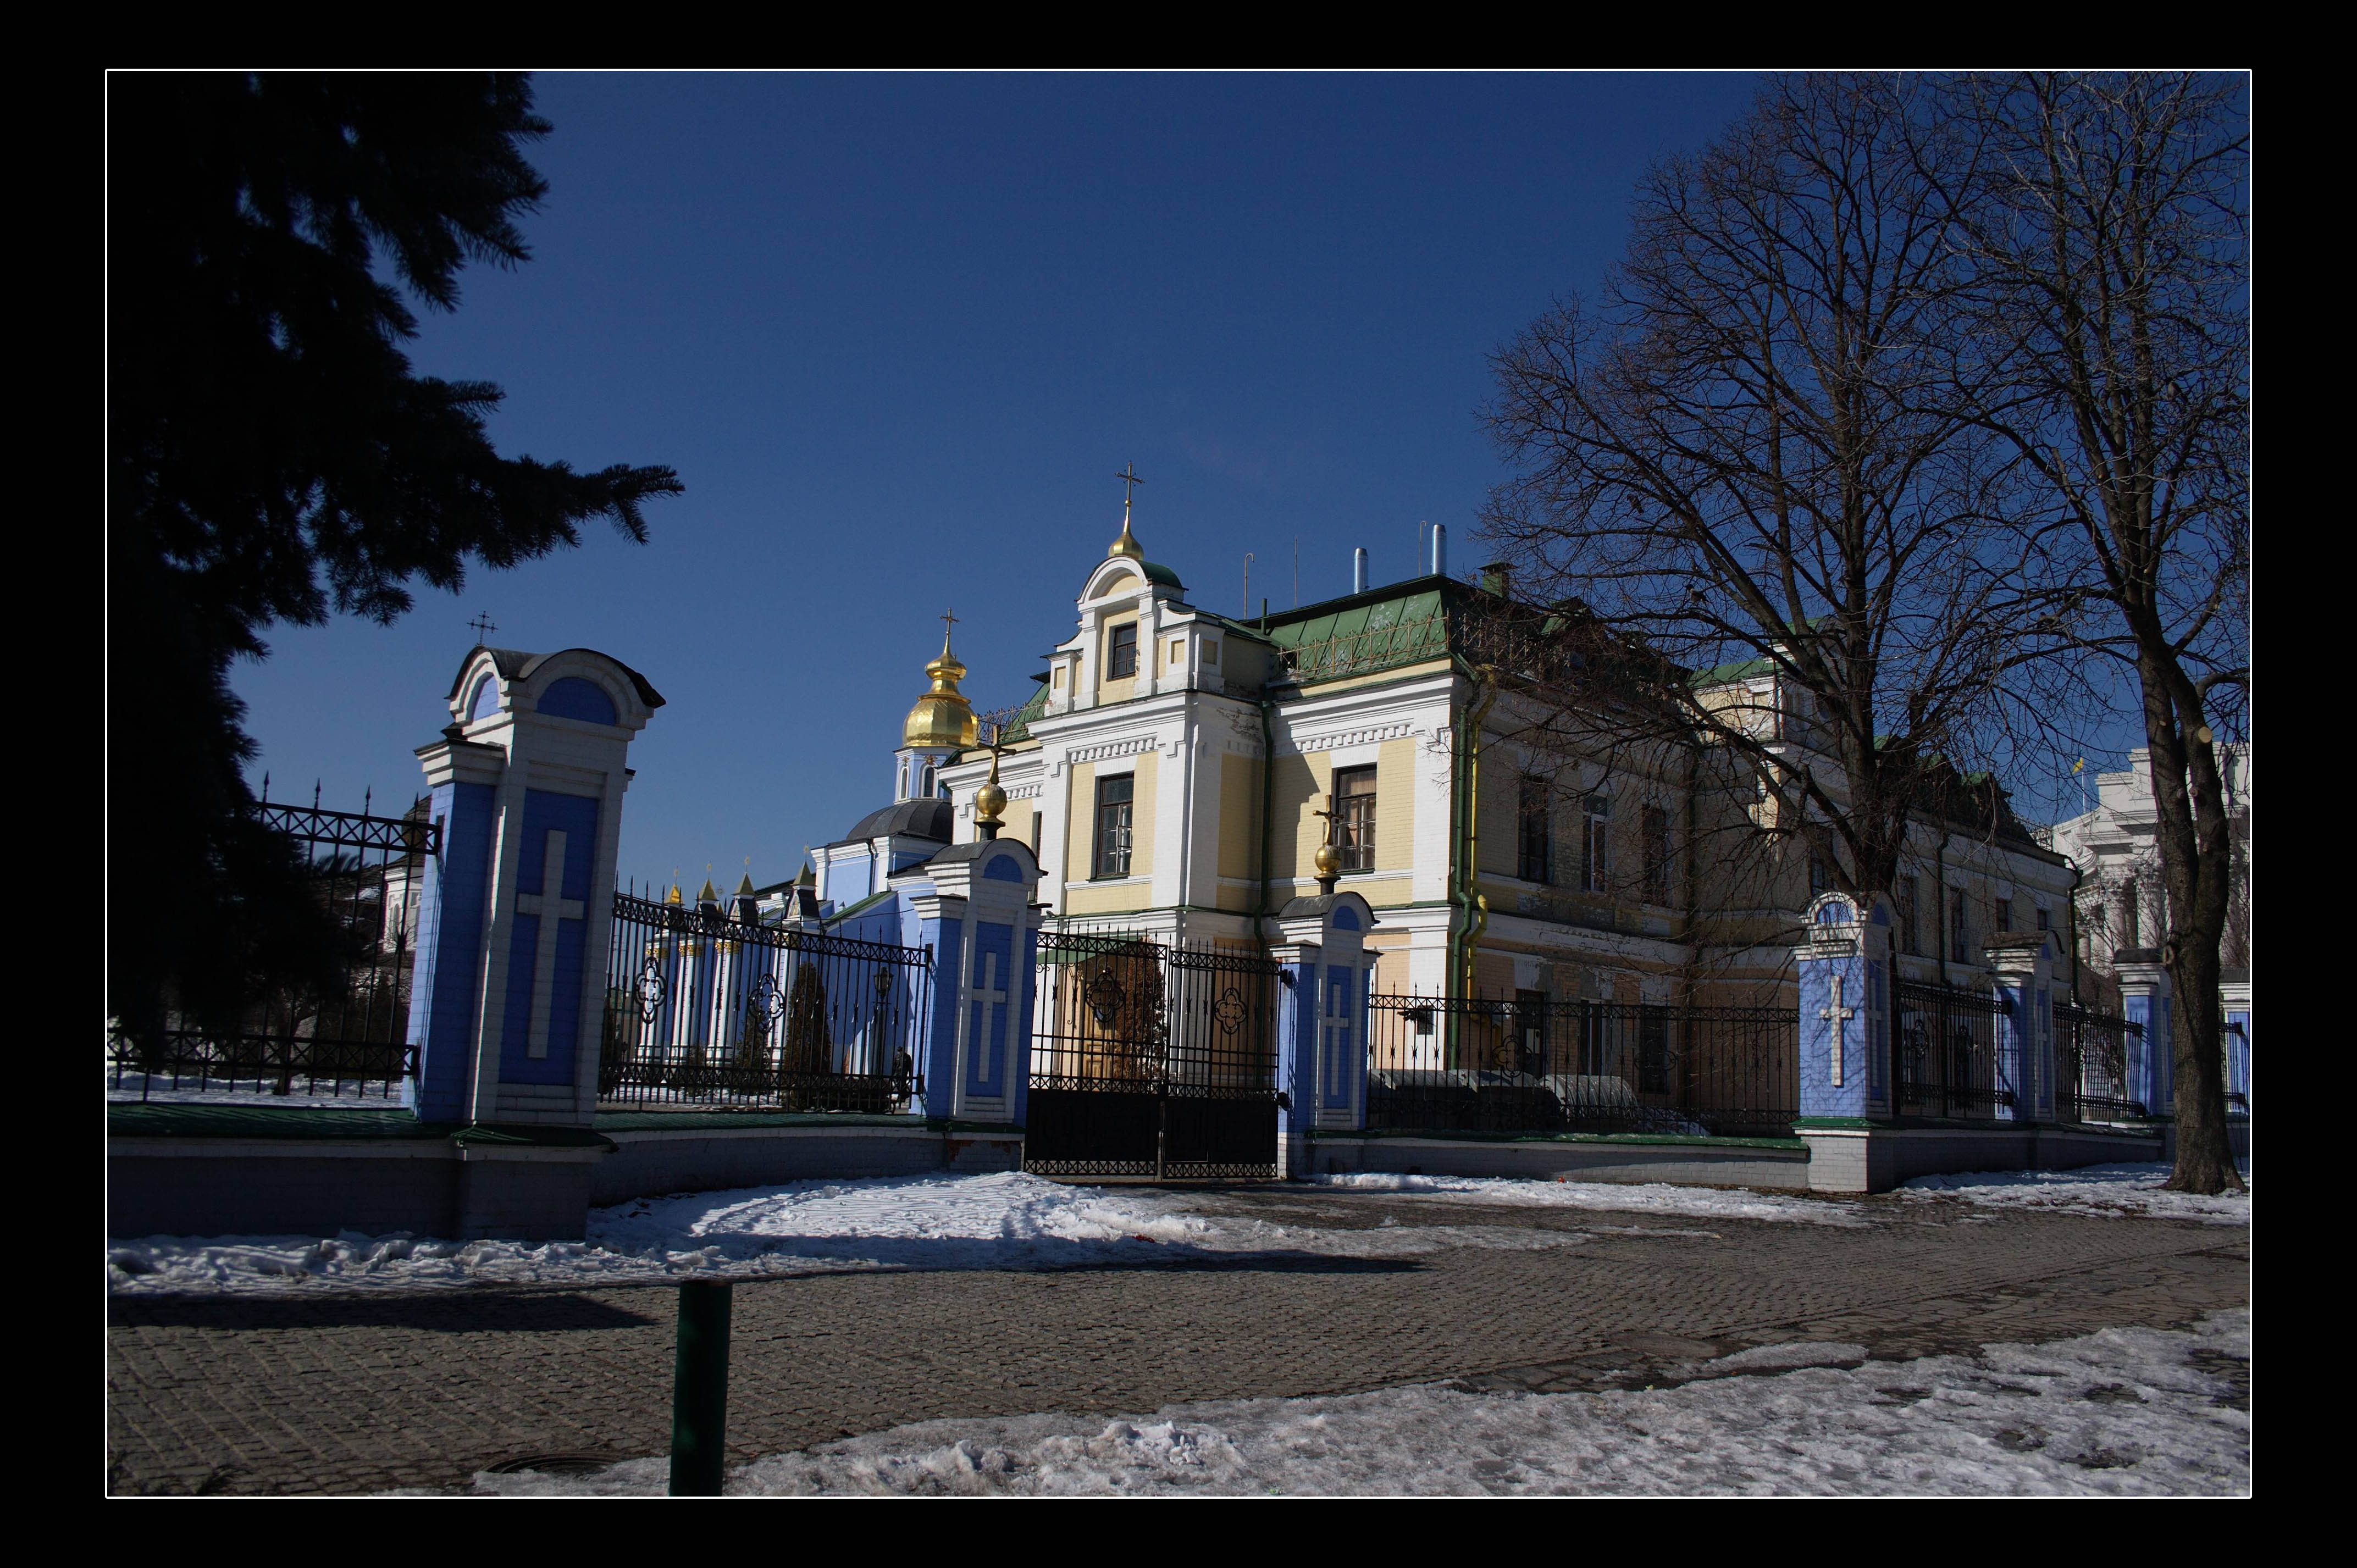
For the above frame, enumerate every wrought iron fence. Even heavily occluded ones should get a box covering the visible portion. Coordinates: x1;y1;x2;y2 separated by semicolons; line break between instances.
109;789;436;1101
601;893;932;1111
2055;1000;2146;1122
1365;994;1797;1137
1026;932;1283;1178
1893;978;2011;1118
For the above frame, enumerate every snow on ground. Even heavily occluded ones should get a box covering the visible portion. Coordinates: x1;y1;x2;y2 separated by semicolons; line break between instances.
454;1310;2249;1497
107;1172;1598;1295
107;1074;408;1110
1898;1163;2251;1226
1311;1172;1868;1226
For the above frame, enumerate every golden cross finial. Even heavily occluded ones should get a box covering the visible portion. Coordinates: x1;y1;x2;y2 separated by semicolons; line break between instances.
1116;462;1144;515
1314;794;1338;842
940;607;959;655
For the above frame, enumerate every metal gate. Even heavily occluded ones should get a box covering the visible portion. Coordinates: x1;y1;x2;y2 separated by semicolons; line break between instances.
601;891;933;1111
108;786;437;1100
1025;932;1283;1178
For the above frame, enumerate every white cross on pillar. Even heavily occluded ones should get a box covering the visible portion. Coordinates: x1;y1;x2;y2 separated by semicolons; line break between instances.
1819;971;1856;1087
962;950;1007;1084
514;829;587;1059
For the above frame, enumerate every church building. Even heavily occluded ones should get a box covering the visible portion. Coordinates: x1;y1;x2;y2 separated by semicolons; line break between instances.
786;491;2082;1026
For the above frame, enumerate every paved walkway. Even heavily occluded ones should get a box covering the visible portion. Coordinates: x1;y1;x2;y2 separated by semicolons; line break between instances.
106;1188;2248;1495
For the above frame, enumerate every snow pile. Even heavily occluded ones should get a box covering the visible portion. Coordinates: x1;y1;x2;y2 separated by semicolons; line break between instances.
1312;1172;1867;1227
461;1311;2249;1497
107;1172;1584;1295
1899;1163;2250;1226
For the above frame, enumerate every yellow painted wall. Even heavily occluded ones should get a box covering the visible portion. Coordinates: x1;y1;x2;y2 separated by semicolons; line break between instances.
1217;750;1260;881
1274;750;1330;883
1060;753;1155;913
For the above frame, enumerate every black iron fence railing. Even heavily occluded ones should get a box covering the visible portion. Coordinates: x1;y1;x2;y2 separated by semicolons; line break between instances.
1026;932;1285;1179
1365;994;1797;1138
1893;978;2011;1118
109;791;432;1102
2055;1000;2145;1122
601;893;933;1112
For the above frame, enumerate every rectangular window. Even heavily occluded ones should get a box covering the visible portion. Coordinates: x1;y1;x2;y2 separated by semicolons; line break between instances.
1092;774;1134;879
1641;805;1672;904
1203;639;1220;667
1334;766;1377;872
1996;897;2013;934
1512;988;1547;1075
1168;639;1185;668
1581;795;1611;894
1808;852;1830;899
2035;905;2051;933
1107;622;1138;679
2121;880;2140;948
1949;887;1970;963
1637;1006;1670;1094
1517;775;1552;884
1898;875;1921;956
1577;999;1607;1076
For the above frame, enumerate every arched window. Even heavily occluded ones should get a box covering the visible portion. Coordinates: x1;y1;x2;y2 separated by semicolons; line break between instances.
921;763;937;798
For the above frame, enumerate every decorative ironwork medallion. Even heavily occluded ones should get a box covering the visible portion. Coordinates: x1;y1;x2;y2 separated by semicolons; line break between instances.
1085;971;1125;1029
636;958;667;1021
1211;986;1247;1034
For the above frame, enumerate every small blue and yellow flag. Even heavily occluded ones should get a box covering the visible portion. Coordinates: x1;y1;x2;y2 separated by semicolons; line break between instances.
2071;757;2085;774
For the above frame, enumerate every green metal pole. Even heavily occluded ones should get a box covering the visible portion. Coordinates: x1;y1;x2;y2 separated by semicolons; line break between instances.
668;1279;733;1496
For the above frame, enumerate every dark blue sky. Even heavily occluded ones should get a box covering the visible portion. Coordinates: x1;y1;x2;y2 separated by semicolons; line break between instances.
229;71;2107;892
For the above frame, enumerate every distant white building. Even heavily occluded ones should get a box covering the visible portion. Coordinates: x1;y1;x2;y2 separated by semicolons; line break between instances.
2048;746;2250;1104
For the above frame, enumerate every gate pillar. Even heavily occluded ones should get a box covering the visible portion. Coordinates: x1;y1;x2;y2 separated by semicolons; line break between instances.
1271;892;1376;1179
405;646;662;1129
1794;892;1894;1124
911;839;1044;1127
1987;932;2057;1122
2115;953;2175;1117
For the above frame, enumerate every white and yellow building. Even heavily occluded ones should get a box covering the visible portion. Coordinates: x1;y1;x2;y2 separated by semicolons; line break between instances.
805;505;2077;1013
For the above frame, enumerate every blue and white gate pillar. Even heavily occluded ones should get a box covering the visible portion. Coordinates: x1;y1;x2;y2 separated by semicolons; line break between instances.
2221;975;2251;1113
1986;932;2057;1123
909;839;1044;1128
403;646;663;1132
1793;893;1896;1193
2115;952;2175;1118
1271;892;1377;1180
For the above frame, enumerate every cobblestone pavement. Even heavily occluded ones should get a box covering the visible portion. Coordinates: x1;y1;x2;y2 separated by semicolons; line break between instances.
107;1188;2249;1495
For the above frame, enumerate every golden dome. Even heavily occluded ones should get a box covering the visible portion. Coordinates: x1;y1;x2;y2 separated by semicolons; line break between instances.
1109;509;1143;561
903;629;980;750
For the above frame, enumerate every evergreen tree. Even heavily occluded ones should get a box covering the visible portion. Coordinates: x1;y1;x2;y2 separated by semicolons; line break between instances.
109;74;681;1045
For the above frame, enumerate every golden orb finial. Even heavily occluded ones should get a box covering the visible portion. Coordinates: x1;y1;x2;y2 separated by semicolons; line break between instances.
903;608;980;750
974;746;1007;838
1313;840;1343;880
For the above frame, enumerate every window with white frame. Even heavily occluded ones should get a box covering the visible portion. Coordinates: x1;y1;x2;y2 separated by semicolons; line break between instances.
1580;795;1611;893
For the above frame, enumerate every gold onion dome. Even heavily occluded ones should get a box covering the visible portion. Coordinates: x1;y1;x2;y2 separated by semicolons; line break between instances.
903;629;980;749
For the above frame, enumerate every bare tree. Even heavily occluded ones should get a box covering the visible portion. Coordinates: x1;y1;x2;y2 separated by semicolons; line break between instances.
1945;73;2248;1193
1482;76;2077;915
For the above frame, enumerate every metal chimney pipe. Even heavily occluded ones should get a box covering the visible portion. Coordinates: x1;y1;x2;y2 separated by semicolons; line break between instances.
1353;548;1369;595
1431;524;1448;578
